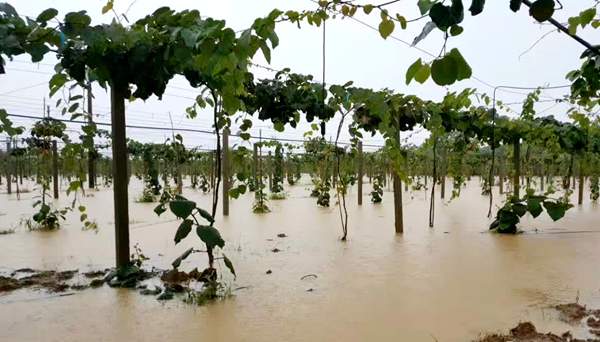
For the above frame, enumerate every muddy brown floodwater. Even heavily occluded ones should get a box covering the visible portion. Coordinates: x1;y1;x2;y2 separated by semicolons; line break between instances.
1;177;600;341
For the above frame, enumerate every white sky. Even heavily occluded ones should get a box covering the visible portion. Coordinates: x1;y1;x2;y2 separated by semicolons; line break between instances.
0;0;595;152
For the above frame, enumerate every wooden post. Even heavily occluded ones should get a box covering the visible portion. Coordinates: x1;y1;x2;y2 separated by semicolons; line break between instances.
52;140;59;199
252;143;258;188
222;128;230;216
268;151;273;191
111;84;130;268
87;84;96;189
357;141;363;205
440;175;446;199
6;141;11;195
513;140;521;199
393;132;403;233
578;158;584;205
499;155;504;195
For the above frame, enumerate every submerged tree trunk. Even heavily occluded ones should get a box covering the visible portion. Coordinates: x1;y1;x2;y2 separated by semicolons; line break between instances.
393;175;403;233
111;84;131;268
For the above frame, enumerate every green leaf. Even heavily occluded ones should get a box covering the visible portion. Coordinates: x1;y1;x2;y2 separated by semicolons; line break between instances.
196;225;225;249
406;58;423;85
171;247;193;269
154;204;166;216
447;48;472;80
431;56;457;86
169;200;196;219
229;188;240;199
222;253;236;278
102;0;114;14
468;0;485;16
580;8;596;28
260;41;271;63
527;197;543;218
28;44;50;63
450;25;464;36
414;64;431;84
363;5;374;14
378;18;395;39
568;16;581;35
543;201;570;221
36;8;58;23
417;0;435;15
510;0;522;12
397;15;407;29
529;0;555;22
512;203;527;217
49;73;68;97
174;219;193;244
429;1;463;31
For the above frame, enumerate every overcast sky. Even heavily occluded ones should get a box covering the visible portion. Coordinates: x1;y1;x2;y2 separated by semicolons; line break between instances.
1;0;595;152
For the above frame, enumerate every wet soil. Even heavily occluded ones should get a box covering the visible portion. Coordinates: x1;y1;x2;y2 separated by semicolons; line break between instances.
478;304;600;342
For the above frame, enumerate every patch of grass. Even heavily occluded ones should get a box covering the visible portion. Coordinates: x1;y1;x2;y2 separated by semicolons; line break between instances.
136;188;156;203
184;281;233;306
269;192;287;200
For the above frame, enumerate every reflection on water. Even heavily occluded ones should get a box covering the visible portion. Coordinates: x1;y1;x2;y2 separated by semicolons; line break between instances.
1;178;599;341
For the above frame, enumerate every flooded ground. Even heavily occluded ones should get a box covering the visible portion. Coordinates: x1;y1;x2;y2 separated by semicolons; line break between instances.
1;177;599;341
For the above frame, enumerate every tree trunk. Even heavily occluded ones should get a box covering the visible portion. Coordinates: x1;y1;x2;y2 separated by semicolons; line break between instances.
393;175;403;233
111;84;130;268
393;131;403;233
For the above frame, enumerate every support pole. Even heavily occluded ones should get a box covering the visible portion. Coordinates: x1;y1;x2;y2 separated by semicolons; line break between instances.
87;84;96;189
393;131;403;233
222;128;230;216
357;141;363;206
52;140;59;199
252;143;258;188
111;84;130;268
6;141;11;195
578;158;584;205
513;140;521;199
